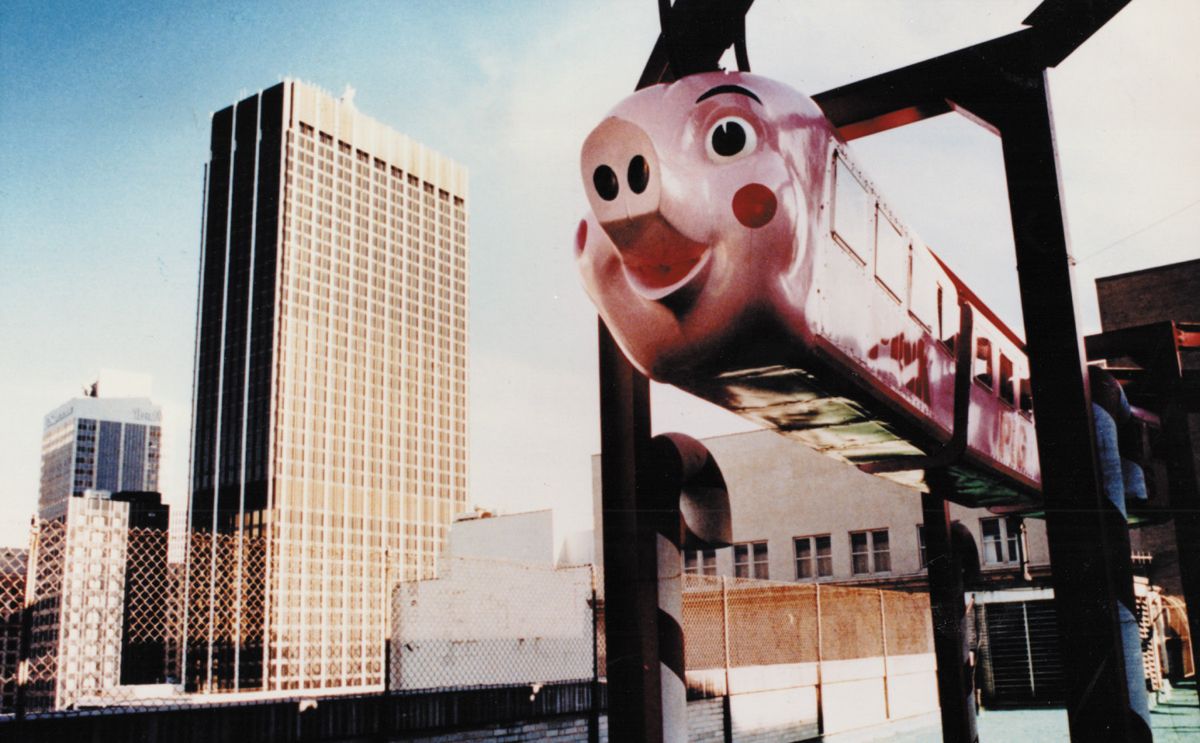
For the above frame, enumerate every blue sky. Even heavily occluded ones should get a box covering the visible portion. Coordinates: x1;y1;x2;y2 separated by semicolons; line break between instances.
1;0;1197;547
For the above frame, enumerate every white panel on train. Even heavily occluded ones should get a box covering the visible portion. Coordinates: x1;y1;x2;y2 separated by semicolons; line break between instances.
832;154;875;264
909;244;938;332
875;211;909;302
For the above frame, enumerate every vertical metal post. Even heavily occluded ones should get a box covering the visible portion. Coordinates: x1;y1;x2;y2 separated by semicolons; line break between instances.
921;484;976;743
656;533;687;743
980;72;1143;740
1164;402;1200;693
1022;602;1036;697
590;564;601;743
721;576;733;743
879;589;891;720
598;320;663;742
815;582;824;735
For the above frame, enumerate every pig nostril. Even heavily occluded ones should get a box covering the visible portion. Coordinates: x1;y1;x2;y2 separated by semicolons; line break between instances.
627;155;649;194
593;165;619;201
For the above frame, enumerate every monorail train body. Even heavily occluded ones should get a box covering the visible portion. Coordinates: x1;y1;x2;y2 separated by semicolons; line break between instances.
575;71;1040;508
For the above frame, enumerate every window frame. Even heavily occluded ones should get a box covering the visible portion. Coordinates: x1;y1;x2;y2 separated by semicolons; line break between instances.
734;540;769;580
974;335;994;390
794;534;833;581
980;517;1024;566
850;528;891;575
684;548;718;576
830;152;875;266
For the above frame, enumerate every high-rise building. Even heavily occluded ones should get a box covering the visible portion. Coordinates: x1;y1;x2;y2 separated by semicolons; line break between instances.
185;81;468;693
25;491;137;710
0;547;27;713
38;396;162;520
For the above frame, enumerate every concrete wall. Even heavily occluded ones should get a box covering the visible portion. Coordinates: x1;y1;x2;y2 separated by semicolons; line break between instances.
593;429;1052;586
448;510;556;566
392;558;593;690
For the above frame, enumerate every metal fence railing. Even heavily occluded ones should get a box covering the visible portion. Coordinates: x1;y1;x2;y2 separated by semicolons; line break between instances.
1;514;1188;730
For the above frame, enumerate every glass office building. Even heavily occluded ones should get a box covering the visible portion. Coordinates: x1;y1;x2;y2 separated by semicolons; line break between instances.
185;81;468;693
38;396;163;521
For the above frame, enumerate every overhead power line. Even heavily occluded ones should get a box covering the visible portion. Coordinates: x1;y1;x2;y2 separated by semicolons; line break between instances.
1077;197;1200;263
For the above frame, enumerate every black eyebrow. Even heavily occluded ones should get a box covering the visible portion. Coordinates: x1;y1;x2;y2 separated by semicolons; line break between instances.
695;84;762;105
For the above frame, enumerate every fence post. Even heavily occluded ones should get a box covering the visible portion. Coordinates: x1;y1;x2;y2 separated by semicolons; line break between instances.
721;576;732;743
815;582;824;735
591;564;601;743
879;589;891;720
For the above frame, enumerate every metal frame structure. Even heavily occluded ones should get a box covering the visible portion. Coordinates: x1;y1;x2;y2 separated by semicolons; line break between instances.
1086;321;1200;691
598;1;1150;741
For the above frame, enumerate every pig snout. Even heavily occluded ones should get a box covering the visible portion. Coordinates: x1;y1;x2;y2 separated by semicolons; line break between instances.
581;117;709;301
581;117;662;245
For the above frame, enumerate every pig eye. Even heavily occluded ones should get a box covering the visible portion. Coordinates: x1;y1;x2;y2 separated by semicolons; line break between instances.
706;116;756;162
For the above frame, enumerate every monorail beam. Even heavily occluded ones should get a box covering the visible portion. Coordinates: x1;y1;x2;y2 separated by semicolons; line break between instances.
598;320;665;743
921;482;977;743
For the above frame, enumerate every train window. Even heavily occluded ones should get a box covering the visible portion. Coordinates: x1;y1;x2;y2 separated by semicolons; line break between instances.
998;354;1015;405
974;336;993;389
938;282;959;350
1019;378;1034;416
937;286;944;340
875;211;908;302
831;154;874;264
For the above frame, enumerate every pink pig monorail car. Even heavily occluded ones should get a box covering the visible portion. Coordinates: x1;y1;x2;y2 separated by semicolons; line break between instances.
576;71;1041;509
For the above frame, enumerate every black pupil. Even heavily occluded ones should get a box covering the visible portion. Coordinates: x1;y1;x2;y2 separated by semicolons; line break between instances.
711;120;746;157
593;165;619;201
627;155;649;194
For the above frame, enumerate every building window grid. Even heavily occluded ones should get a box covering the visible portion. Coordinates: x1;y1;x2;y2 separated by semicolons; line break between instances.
253;114;467;689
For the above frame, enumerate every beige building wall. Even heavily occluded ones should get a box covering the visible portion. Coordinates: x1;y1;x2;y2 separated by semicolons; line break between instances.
593;428;1050;587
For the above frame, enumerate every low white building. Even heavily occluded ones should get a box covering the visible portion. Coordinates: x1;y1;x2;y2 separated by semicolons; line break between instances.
390;510;596;690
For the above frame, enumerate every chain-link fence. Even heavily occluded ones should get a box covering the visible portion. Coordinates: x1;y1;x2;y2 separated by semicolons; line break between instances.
390;558;598;691
3;509;1190;735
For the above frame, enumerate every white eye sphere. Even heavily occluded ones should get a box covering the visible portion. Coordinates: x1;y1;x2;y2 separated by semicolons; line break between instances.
705;116;757;162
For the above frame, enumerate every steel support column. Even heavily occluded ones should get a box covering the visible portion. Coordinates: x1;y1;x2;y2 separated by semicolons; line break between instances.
922;482;977;743
982;74;1145;740
598;320;664;742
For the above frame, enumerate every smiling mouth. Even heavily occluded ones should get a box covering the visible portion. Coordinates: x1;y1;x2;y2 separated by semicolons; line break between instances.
622;249;712;301
603;214;711;302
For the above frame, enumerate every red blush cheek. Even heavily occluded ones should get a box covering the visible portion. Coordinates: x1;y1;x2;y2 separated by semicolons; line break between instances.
732;183;777;228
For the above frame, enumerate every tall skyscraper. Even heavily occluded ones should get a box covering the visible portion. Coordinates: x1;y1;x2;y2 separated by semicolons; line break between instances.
185;81;468;693
38;395;163;520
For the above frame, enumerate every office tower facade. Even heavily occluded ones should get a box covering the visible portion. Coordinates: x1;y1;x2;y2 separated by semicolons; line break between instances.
25;491;134;710
186;81;468;693
112;492;172;685
0;547;27;713
39;396;162;520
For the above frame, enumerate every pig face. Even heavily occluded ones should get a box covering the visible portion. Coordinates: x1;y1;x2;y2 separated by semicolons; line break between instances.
576;71;832;382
